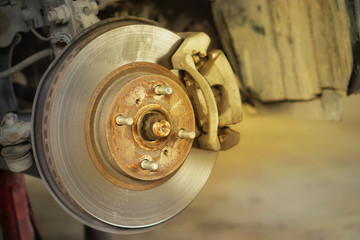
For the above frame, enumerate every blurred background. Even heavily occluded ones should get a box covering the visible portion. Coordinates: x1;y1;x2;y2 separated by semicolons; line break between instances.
25;95;360;240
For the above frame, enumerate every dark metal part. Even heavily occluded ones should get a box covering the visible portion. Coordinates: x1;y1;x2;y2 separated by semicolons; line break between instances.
1;143;33;172
0;113;31;147
0;113;34;173
40;0;99;55
21;7;45;29
46;4;71;24
0;113;38;175
218;127;240;151
0;154;39;177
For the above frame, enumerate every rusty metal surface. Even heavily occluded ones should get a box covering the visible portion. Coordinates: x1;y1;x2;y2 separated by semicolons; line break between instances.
32;18;217;231
86;62;195;189
0;113;31;147
151;120;171;138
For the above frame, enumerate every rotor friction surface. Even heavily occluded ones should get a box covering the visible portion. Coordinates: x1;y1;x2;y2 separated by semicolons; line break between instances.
35;23;217;229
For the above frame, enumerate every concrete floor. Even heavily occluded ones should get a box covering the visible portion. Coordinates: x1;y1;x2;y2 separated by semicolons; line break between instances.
25;95;360;240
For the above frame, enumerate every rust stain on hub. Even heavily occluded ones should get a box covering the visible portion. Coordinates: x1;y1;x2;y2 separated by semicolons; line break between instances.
152;120;171;138
86;62;195;190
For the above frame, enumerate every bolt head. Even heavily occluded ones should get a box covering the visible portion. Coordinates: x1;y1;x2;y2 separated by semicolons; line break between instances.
47;11;58;22
152;120;171;138
83;6;91;15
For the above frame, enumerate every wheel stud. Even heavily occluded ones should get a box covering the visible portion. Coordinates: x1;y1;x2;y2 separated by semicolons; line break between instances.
155;85;172;95
115;115;133;126
140;159;158;171
178;129;196;139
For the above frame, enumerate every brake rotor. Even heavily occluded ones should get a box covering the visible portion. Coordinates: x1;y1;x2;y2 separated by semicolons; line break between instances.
32;18;217;233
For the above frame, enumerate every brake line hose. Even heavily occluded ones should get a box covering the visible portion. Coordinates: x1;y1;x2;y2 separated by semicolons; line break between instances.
0;49;53;79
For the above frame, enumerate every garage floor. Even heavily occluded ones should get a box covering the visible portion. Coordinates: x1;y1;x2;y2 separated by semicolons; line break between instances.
25;95;360;240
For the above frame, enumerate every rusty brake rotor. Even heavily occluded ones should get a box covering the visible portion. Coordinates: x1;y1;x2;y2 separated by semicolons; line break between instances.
32;18;217;232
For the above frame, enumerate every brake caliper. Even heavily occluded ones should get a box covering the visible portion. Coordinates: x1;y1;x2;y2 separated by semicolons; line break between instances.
172;32;242;151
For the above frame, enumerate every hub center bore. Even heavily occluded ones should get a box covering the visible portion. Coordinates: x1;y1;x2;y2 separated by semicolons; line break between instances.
141;113;171;141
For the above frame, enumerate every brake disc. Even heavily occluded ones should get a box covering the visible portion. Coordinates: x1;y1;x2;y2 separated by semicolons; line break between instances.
32;18;217;233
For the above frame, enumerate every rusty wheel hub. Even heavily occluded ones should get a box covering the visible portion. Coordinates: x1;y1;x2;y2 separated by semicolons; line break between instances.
86;62;195;189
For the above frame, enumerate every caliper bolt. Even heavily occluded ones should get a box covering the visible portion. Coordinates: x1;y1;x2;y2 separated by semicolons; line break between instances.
115;115;133;126
83;6;91;15
155;85;172;95
140;159;158;171
47;4;71;24
178;129;196;139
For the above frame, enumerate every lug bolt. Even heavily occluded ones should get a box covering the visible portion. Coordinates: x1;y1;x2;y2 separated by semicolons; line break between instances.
152;120;171;138
140;159;158;171
115;116;133;126
155;85;172;95
178;129;196;139
83;6;91;15
47;4;71;24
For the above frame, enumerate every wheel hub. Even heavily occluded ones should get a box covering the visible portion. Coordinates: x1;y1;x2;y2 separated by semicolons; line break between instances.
86;62;196;187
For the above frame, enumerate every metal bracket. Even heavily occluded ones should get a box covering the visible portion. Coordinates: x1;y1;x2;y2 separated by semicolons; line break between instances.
172;32;242;151
0;113;33;172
